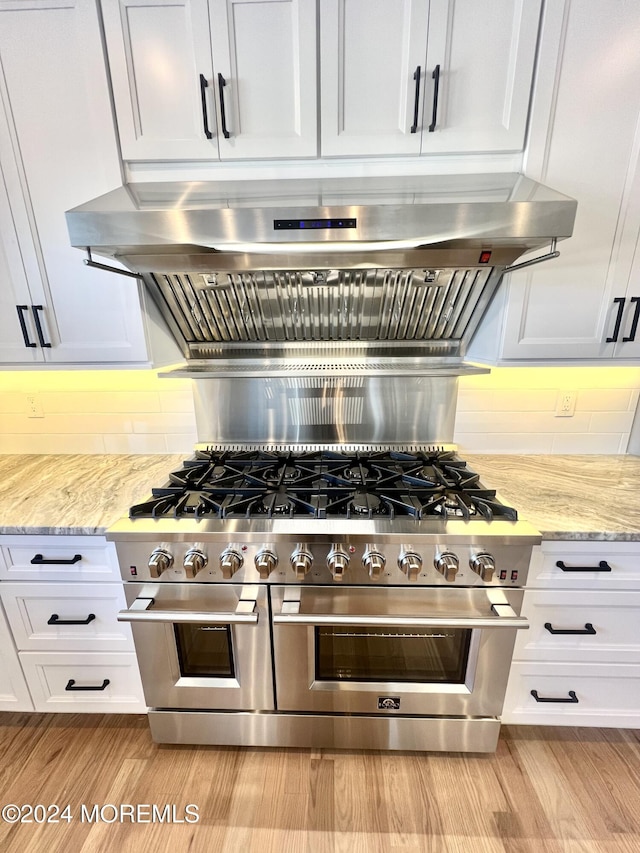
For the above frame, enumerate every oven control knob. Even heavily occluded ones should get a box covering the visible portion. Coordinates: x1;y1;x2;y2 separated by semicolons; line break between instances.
255;549;278;580
327;547;349;583
470;552;496;583
399;551;422;582
183;548;207;578
148;548;173;578
363;547;386;580
290;546;313;580
220;548;243;579
434;552;459;583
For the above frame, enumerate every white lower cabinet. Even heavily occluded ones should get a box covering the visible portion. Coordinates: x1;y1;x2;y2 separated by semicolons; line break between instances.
0;535;145;714
502;541;640;727
504;663;640;728
0;600;32;712
1;583;134;653
19;652;144;714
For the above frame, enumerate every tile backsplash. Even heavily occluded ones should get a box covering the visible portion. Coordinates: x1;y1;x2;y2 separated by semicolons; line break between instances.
0;366;638;455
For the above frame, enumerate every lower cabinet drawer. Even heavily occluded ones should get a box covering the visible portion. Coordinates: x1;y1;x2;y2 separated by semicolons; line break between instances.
502;662;640;727
0;536;120;582
513;590;640;663
1;583;134;652
529;542;640;590
19;652;146;713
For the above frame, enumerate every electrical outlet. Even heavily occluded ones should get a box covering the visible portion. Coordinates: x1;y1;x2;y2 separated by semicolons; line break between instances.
555;390;576;417
25;393;44;418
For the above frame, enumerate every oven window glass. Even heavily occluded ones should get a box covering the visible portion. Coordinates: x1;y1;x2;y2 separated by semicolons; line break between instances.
174;624;235;678
315;626;471;683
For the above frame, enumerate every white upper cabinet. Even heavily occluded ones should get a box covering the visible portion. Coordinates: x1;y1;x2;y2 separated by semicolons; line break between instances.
422;0;542;154
0;0;149;364
0;170;41;363
103;0;317;161
319;0;429;157
469;0;640;362
103;0;542;162
320;0;541;158
101;0;217;160
209;0;317;159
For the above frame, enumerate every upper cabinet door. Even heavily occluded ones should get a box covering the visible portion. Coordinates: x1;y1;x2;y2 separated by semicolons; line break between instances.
0;168;42;364
209;0;317;159
0;0;149;364
320;0;429;157
102;0;218;160
423;0;541;154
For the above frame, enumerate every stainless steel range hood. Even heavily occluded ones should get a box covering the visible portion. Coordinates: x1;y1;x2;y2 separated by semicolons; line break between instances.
66;173;576;363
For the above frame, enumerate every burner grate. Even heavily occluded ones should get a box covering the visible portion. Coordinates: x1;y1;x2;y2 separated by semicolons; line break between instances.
129;449;517;522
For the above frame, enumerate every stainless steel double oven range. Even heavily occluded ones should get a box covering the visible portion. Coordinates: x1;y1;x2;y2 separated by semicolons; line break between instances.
67;173;576;752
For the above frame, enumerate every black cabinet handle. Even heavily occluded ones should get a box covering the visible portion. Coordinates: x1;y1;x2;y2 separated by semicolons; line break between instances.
218;73;230;139
65;679;110;692
410;66;421;133
556;560;611;572
428;64;440;132
622;295;640;342
32;305;51;347
48;613;96;626
531;689;578;704
606;296;625;342
16;305;37;348
544;622;596;635
199;74;213;139
30;553;82;565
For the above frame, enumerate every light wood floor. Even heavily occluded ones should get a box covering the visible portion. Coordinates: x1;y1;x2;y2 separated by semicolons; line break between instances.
0;714;638;853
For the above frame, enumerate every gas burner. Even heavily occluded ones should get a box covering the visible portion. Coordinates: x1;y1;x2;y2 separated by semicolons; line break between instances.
343;465;378;483
433;496;478;518
351;491;381;515
262;465;302;487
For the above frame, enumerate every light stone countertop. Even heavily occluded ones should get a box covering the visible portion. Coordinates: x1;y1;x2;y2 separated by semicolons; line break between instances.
0;453;638;540
468;454;640;541
0;454;185;535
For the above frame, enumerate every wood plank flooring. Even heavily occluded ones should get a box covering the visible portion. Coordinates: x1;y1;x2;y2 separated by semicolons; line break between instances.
0;713;638;853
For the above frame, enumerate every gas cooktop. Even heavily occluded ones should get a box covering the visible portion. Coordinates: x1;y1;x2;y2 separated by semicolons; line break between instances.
129;448;518;522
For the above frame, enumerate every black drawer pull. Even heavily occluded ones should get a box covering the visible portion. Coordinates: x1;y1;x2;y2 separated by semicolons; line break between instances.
622;295;640;342
65;679;110;692
428;64;440;132
199;73;213;139
606;296;625;342
30;553;82;565
556;560;611;572
32;305;51;347
16;305;37;347
48;613;96;626
531;689;578;704
218;73;231;138
544;622;596;635
410;65;421;133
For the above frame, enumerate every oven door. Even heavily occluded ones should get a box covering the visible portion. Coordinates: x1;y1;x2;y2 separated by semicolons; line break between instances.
118;583;273;711
271;586;526;717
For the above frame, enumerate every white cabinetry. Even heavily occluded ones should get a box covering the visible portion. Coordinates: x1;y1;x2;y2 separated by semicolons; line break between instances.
503;541;640;727
102;0;317;161
0;535;145;714
0;597;32;712
470;1;640;363
104;0;541;162
0;0;149;364
319;0;429;157
321;0;540;158
209;0;317;160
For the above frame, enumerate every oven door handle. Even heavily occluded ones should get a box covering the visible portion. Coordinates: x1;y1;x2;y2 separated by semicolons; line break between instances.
117;598;258;625
272;609;528;630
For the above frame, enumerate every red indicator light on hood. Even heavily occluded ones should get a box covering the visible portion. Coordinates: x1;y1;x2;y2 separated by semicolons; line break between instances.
479;250;492;264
